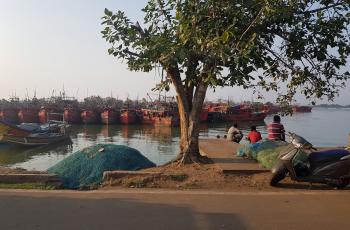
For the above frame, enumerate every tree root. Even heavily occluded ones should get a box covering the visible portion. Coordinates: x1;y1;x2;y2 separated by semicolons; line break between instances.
162;151;212;167
177;153;212;166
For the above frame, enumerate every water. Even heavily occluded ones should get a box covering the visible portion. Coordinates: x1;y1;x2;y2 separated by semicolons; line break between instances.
0;108;349;171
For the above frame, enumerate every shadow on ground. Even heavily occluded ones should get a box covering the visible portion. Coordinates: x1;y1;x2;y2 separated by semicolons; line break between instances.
0;195;246;230
276;182;350;190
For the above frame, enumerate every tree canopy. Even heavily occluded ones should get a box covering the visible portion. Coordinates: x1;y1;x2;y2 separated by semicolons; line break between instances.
102;0;350;105
102;0;350;163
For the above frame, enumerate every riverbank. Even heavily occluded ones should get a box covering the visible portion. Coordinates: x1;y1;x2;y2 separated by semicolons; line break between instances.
1;137;349;191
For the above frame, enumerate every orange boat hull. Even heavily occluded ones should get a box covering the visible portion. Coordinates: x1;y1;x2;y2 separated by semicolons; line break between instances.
38;109;62;123
293;106;312;113
101;109;119;125
81;110;99;124
64;108;81;124
18;109;39;123
120;110;136;125
0;109;19;124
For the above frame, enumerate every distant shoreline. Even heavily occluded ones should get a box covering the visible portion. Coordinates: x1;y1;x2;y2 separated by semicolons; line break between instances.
313;104;350;109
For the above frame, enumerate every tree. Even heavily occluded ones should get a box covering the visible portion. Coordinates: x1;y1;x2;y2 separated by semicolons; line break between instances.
102;0;350;164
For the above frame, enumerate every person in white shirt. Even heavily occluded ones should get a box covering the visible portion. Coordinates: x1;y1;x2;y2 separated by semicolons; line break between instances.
227;124;243;143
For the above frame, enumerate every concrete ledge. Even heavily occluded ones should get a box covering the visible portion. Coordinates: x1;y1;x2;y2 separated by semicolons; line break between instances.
0;173;61;185
103;171;161;181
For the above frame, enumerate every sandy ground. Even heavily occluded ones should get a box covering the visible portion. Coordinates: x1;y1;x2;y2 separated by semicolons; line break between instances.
104;163;349;191
0;189;350;230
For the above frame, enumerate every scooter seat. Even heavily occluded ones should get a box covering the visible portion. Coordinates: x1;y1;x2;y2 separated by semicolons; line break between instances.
308;149;350;168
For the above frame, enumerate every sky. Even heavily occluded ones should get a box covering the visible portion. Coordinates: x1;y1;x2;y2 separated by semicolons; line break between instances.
0;0;349;104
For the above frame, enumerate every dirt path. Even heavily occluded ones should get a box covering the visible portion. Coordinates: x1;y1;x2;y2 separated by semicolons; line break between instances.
199;139;269;173
0;189;349;230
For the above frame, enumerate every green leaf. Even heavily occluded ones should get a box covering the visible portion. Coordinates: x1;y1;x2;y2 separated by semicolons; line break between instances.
222;31;230;43
104;8;112;17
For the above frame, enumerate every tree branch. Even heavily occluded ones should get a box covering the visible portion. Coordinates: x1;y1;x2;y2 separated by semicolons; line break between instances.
236;7;264;49
298;1;344;14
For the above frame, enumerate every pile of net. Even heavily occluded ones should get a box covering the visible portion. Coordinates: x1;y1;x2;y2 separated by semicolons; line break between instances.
237;140;290;169
48;144;156;189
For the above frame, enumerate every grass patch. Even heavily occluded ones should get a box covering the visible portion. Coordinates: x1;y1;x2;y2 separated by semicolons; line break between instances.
167;173;188;182
182;182;199;189
0;183;56;190
123;177;154;188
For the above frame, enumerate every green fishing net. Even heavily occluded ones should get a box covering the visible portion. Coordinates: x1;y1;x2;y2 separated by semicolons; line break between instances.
48;144;156;189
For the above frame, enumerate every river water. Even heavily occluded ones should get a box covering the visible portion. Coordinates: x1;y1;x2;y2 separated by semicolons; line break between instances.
0;108;349;171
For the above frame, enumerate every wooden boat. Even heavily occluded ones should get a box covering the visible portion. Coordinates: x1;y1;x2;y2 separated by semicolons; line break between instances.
293;106;312;113
39;107;63;123
64;107;81;124
0;121;70;146
101;108;120;125
0;108;19;124
120;109;137;125
18;108;40;123
141;109;179;126
81;110;99;124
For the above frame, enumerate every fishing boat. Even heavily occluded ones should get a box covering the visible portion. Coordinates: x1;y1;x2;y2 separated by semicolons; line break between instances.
0;120;70;146
200;108;209;122
293;106;312;113
64;107;81;124
262;104;281;114
81;109;99;124
18;108;40;123
208;104;267;122
207;104;229;122
120;109;138;125
0;108;19;124
141;109;179;126
101;108;120;125
225;105;267;122
38;107;63;123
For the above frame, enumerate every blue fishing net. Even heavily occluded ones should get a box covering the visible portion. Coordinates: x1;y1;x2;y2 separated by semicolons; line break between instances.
237;140;287;159
48;144;156;189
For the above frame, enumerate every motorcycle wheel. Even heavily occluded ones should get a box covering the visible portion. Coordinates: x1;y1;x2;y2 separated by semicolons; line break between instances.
270;172;286;186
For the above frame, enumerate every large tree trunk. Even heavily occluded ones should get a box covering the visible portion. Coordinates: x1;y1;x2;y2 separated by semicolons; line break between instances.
177;83;208;164
166;65;209;164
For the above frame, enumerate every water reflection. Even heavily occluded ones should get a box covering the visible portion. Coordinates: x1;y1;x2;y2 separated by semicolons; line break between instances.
0;124;182;170
0;108;349;171
0;141;72;166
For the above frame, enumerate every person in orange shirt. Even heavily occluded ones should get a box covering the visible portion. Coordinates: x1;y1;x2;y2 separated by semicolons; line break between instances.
247;126;262;144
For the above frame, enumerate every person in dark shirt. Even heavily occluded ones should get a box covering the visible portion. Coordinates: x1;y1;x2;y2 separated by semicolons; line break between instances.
267;115;285;141
247;126;262;144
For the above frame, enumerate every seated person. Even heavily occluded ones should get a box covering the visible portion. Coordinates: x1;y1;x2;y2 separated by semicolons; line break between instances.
267;115;285;141
227;124;243;143
247;126;262;144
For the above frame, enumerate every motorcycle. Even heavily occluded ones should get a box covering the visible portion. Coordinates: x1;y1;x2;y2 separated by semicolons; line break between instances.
270;132;350;189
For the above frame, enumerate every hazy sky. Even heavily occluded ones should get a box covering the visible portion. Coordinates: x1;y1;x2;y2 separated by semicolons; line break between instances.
0;0;349;104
